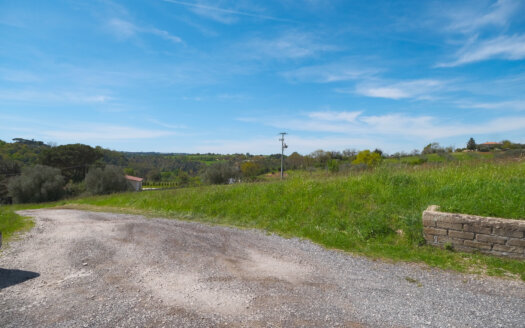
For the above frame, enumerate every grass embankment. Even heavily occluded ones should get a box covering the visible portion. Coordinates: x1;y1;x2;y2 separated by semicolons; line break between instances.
66;160;525;280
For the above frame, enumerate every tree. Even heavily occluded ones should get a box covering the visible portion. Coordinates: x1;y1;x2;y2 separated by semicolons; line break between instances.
501;140;512;149
40;144;102;182
176;170;190;186
310;149;331;167
203;162;239;184
467;138;476;151
286;152;305;170
0;156;20;203
352;150;382;166
146;169;161;182
240;161;260;180
85;165;131;195
8;165;65;203
422;142;444;154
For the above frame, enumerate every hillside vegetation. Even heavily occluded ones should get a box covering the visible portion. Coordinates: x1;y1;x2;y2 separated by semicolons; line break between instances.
65;159;525;279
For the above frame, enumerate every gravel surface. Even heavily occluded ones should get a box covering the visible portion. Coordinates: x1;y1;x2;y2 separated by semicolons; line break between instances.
0;209;524;327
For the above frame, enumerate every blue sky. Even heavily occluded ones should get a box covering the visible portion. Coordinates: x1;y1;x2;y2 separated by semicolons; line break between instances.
1;0;524;154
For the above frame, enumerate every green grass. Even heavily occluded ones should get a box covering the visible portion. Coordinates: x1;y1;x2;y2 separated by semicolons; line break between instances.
2;159;524;279
0;206;34;245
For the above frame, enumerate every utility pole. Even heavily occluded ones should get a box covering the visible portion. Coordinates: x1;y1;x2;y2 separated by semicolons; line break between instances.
279;132;288;180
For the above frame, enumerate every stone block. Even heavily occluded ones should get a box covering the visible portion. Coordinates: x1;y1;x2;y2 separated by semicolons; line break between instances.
493;228;523;239
434;214;469;224
463;224;492;235
422;217;436;227
423;227;447;236
492;244;523;254
507;238;525;247
464;240;492;250
436;221;463;230
476;234;507;245
436;236;465;244
448;230;474;240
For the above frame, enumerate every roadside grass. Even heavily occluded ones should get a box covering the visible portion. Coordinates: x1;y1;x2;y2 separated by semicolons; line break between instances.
66;159;525;280
0;206;34;245
2;159;524;280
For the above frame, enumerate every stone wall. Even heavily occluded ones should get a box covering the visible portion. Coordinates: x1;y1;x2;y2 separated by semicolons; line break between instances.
423;205;525;259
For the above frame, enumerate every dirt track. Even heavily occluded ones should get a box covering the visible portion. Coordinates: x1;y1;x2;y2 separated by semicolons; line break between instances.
0;209;524;327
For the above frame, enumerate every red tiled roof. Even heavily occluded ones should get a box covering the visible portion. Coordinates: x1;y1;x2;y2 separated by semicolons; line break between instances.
480;142;501;145
125;175;143;182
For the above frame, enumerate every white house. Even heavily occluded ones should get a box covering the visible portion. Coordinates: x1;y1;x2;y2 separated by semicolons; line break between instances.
125;175;143;191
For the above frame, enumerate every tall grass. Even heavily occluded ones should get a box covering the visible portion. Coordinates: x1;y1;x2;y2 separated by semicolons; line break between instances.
69;160;525;279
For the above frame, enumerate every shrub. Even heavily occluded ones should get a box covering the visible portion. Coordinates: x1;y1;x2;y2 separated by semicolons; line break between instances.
203;162;239;184
85;165;131;195
352;150;382;166
8;165;65;203
327;159;340;172
404;156;427;165
240;161;260;180
64;181;87;197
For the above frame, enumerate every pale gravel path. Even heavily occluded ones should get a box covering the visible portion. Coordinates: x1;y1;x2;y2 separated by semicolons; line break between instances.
0;209;523;327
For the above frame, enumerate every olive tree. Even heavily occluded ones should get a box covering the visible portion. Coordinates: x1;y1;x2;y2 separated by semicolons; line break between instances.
8;165;65;203
85;165;131;195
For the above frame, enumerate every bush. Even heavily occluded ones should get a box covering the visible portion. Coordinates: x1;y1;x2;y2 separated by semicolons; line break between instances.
203;162;239;184
85;165;131;195
8;165;65;203
404;156;428;165
64;181;87;197
352;150;382;166
240;161;260;180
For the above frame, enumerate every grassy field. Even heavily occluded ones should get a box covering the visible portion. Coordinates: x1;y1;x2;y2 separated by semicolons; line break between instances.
2;159;524;279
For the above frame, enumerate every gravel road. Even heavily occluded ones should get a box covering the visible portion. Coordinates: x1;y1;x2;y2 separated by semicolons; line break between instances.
1;209;524;327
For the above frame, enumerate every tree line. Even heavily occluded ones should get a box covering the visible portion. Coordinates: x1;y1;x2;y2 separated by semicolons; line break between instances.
1;137;524;204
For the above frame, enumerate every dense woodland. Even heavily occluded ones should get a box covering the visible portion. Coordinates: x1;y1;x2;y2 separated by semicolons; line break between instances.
0;137;524;204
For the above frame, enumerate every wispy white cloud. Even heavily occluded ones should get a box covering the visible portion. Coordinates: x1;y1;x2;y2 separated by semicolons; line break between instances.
282;62;376;83
147;118;187;129
108;18;136;39
242;31;338;60
42;124;176;141
162;0;292;24
0;89;113;104
353;79;445;100
194;135;393;154
148;27;183;43
308;111;362;122
242;110;525;142
107;18;182;43
447;0;521;33
0;68;40;83
457;100;525;111
438;34;525;67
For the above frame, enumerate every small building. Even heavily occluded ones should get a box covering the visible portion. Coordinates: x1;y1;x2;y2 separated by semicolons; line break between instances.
125;175;143;191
